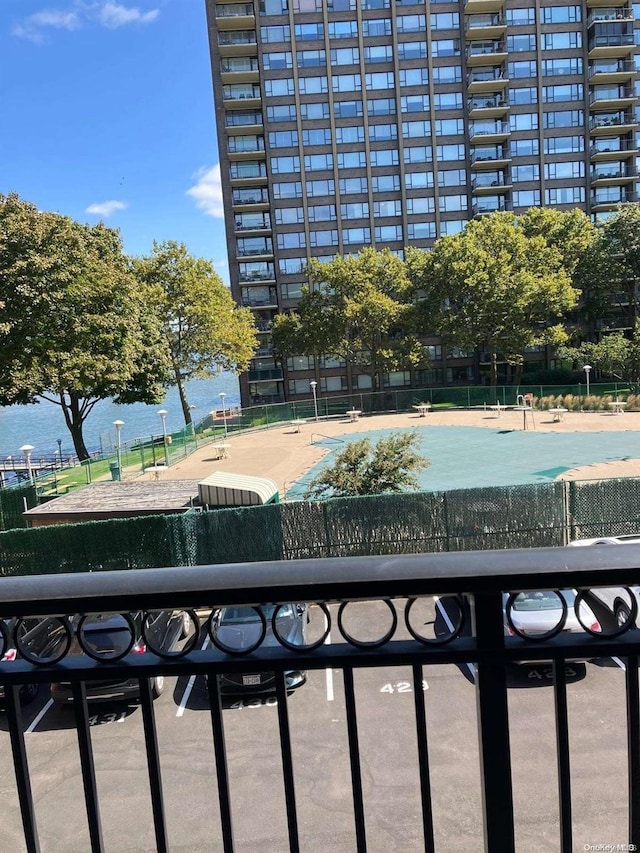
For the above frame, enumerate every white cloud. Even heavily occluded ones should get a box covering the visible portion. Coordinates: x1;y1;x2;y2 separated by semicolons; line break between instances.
98;3;160;28
13;3;160;41
186;164;225;219
13;10;81;42
85;200;128;217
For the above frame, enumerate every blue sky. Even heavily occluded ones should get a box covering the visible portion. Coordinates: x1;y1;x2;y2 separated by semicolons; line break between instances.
1;0;229;280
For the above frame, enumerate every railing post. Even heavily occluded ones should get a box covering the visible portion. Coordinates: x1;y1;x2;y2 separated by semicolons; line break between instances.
472;590;515;852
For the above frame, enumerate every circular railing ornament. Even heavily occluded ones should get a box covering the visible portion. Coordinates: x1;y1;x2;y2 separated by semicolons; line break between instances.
142;609;200;658
337;599;398;648
505;590;568;642
15;616;73;665
77;613;137;662
208;606;267;655
271;602;331;651
404;595;465;645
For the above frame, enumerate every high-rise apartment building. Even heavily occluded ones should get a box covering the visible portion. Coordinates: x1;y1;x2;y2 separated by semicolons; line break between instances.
205;0;640;406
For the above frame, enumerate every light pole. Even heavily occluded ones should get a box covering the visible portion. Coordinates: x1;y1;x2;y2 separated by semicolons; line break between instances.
158;409;169;466
189;404;198;448
56;438;62;467
219;392;228;437
113;420;124;481
584;364;592;398
19;444;34;485
310;380;319;421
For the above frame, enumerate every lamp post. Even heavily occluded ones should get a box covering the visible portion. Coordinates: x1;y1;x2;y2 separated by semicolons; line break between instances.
310;380;319;421
584;364;592;398
113;420;124;481
189;404;198;448
219;392;228;437
158;409;169;466
56;438;62;467
19;444;34;485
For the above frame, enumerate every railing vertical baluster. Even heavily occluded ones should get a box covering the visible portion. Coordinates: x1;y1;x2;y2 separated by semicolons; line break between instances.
626;654;640;845
5;684;40;853
553;657;572;852
472;591;515;852
71;680;105;853
412;663;435;853
207;671;235;852
275;671;300;853
138;677;168;853
343;667;367;853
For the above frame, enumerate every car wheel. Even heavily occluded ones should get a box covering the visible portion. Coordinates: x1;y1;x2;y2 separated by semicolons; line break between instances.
615;600;631;628
151;675;165;699
20;684;38;704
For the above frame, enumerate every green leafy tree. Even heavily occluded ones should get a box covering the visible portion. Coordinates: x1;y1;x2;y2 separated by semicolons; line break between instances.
412;212;580;385
558;322;640;386
0;194;172;460
135;241;258;424
518;207;596;278
304;431;429;499
272;247;426;390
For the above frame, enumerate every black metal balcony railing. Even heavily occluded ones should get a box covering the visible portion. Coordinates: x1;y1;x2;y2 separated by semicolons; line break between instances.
7;547;640;851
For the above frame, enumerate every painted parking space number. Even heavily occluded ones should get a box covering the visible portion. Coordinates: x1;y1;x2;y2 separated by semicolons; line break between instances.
380;680;429;694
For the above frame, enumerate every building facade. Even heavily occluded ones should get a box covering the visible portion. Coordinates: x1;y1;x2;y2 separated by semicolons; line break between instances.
205;0;640;406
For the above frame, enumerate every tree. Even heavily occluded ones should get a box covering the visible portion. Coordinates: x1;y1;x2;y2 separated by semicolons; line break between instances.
558;323;640;387
0;194;172;460
271;248;426;390
518;207;596;279
304;431;429;499
411;212;580;385
135;241;258;424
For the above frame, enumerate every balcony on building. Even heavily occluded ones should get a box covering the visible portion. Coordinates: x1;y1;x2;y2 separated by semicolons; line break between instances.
217;29;258;57
240;284;278;308
463;0;505;14
238;261;275;283
587;6;634;26
220;55;259;84
467;95;508;118
236;236;273;260
229;161;268;185
253;309;276;333
469;121;511;144
464;13;506;39
232;186;270;209
223;83;262;109
215;2;255;30
247;359;284;382
466;41;508;66
467;67;509;94
588;23;635;57
234;211;272;233
590;136;639;159
589;58;636;83
590;162;634;184
589;111;637;135
472;195;508;215
227;135;266;159
591;186;637;209
470;145;511;168
589;85;636;111
471;171;511;193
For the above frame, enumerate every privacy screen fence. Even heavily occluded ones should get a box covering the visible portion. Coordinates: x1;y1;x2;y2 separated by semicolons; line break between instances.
1;477;640;576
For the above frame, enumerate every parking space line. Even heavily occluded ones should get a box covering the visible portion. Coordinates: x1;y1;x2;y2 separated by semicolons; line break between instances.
612;656;626;670
176;635;210;717
435;597;476;681
324;616;334;701
26;698;54;733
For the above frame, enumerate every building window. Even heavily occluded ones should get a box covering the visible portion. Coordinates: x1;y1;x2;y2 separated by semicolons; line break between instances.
397;41;428;60
309;229;339;247
288;379;312;395
338;151;367;168
543;135;584;154
297;49;326;67
353;374;373;390
308;204;337;222
303;128;332;145
277;232;306;250
512;164;540;182
512;190;541;207
542;58;582;76
341;202;369;218
506;8;534;25
362;18;392;37
328;20;358;38
304;153;333;170
430;12;459;28
373;175;400;191
260;24;291;42
300;102;330;119
401;94;430;112
263;52;293;70
407;221;436;239
435;118;464;135
367;98;396;116
541;5;581;23
543;110;584;129
275;207;304;224
286;355;315;371
267;104;296;121
369;123;398;141
264;78;295;96
438;169;466;187
271;156;300;174
543;84;583;103
404;145;432;163
294;22;324;40
439;194;467;212
432;39;461;57
397;14;426;31
511;138;539;156
364;45;393;63
440;220;466;236
298;76;328;94
407;197;435;215
433;92;463;110
374;199;401;216
273;181;302;199
281;282;304;299
507;34;536;52
507;60;537;78
542;32;582;50
334;99;364;118
333;73;362;92
385;371;411;387
545;161;585;179
320;375;349;392
375;224;403;241
279;257;306;275
509;87;537;106
366;72;395;90
436;143;465;160
336;125;365;144
402;119;431;138
268;130;298;147
509;112;538;131
343;227;371;244
339;177;369;193
405;170;434;188
546;187;586;205
320;354;347;369
306;179;336;196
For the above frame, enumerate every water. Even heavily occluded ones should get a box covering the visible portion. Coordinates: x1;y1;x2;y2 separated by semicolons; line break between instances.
0;373;240;459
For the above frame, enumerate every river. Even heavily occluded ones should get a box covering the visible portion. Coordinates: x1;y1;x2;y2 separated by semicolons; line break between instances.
0;374;241;459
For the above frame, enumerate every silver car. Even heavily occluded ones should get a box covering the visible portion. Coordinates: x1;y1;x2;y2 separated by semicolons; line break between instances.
568;535;640;626
505;589;600;656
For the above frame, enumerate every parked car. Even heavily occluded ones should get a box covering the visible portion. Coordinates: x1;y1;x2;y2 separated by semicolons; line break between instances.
50;610;190;704
504;589;600;663
212;603;307;694
0;616;68;705
568;535;640;626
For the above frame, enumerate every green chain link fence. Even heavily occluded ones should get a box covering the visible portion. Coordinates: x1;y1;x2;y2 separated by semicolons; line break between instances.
1;478;639;577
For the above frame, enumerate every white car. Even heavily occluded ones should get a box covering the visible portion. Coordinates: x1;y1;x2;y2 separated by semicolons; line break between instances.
568;535;640;627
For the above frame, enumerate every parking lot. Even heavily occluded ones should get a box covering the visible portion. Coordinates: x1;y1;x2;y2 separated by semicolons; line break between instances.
0;601;633;852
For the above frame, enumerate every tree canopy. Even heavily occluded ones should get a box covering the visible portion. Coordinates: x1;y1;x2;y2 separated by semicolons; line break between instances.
135;241;258;424
410;212;580;385
304;431;429;499
272;247;426;390
0;193;171;460
558;322;640;387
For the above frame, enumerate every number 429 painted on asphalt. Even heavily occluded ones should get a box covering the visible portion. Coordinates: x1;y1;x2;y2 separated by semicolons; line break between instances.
380;681;429;694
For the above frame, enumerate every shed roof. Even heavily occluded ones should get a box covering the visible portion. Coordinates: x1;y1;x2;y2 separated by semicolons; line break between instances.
198;472;278;507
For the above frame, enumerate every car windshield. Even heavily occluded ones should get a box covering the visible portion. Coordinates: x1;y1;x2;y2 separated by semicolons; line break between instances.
219;604;295;624
511;590;575;611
